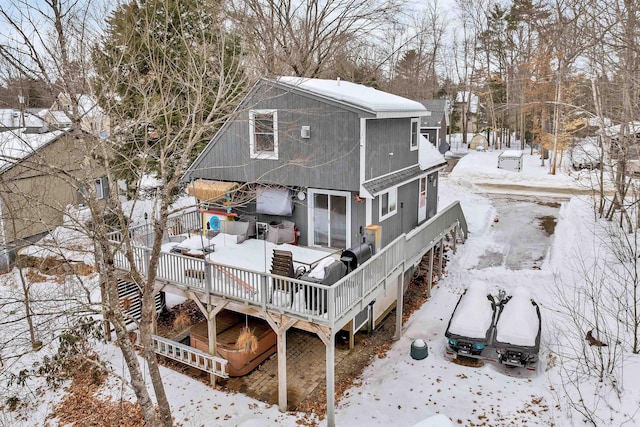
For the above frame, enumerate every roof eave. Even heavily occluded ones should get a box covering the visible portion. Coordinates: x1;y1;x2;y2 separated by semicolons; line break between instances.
375;110;430;119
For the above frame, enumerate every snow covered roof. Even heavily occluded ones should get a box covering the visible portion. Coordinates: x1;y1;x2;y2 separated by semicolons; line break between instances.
0;109;46;129
277;76;427;117
419;135;446;170
0;128;66;173
448;281;494;339
602;121;640;138
495;288;539;347
48;110;73;125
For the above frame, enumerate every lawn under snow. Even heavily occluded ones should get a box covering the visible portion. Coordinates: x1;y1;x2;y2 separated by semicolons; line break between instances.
3;146;640;426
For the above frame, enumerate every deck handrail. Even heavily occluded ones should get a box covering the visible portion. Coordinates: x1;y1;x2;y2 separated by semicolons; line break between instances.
111;201;467;329
136;331;229;378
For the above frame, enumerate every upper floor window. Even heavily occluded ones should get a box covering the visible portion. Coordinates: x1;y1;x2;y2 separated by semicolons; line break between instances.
250;109;278;159
94;177;108;200
379;188;397;221
410;118;420;151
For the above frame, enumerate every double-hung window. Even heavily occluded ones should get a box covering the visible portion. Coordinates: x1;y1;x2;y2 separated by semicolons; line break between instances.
250;109;278;159
94;177;108;200
379;188;397;221
410;118;420;151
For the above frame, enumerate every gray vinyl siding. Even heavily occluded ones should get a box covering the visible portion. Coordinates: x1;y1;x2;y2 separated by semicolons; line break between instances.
364;118;419;181
349;193;367;248
187;84;362;191
371;179;421;248
420;129;437;147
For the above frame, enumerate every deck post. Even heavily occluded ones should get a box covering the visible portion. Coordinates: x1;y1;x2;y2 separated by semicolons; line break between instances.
393;263;405;341
276;327;287;411
428;248;434;296
326;333;335;427
314;326;335;427
452;227;457;253
438;237;444;280
265;314;296;413
207;310;217;385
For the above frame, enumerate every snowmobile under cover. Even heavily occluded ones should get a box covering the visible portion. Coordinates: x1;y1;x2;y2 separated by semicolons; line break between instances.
492;287;541;370
445;281;496;359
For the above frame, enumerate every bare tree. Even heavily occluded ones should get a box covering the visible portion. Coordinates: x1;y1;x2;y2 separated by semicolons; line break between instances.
229;0;406;78
0;1;248;426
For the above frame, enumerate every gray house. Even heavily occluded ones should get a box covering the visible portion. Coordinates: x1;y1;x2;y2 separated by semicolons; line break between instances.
186;77;446;252
112;77;467;426
419;99;450;154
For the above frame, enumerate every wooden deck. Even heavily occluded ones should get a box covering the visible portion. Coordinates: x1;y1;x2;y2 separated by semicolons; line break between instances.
109;201;468;427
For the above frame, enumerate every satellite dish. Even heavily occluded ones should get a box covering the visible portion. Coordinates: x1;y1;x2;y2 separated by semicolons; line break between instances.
208;216;220;231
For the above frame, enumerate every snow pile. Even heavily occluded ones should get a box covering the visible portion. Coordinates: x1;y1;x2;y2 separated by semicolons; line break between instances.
19;226;95;265
447;281;493;338
495;287;539;347
500;150;523;159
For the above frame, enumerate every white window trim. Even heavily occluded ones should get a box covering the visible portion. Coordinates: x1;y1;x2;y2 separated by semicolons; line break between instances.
306;188;352;249
379;187;398;221
94;178;105;200
249;109;278;160
410;118;420;151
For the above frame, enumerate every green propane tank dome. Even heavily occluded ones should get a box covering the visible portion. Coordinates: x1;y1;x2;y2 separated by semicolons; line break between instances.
411;339;429;360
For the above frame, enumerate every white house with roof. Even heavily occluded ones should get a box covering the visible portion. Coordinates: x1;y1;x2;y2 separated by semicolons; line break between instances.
51;93;110;137
0;109;48;133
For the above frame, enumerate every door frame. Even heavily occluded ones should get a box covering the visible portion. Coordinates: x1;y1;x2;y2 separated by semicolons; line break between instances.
307;188;352;249
418;175;427;223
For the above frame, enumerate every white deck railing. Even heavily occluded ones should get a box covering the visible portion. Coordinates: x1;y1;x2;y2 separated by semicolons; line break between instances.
112;202;467;329
137;332;229;378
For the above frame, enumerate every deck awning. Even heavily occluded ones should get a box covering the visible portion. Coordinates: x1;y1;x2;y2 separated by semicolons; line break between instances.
187;179;238;202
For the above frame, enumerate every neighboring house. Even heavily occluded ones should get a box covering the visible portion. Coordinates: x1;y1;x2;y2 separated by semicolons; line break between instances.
0;109;49;133
186;77;447;250
51;93;110;137
31;108;73;130
0;129;108;270
419;99;450;154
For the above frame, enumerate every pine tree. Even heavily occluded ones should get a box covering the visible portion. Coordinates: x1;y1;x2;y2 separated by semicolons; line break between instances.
93;0;245;190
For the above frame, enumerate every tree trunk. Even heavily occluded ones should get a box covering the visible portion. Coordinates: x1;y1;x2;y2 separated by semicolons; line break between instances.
100;242;161;426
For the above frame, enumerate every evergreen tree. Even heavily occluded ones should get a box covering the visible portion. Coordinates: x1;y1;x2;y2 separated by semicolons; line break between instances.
93;0;245;189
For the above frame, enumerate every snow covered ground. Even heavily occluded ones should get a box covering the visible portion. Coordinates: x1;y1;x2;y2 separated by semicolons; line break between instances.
3;148;640;426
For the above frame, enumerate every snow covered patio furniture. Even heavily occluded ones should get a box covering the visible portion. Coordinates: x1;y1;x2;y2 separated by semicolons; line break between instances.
493;288;541;370
445;281;496;359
